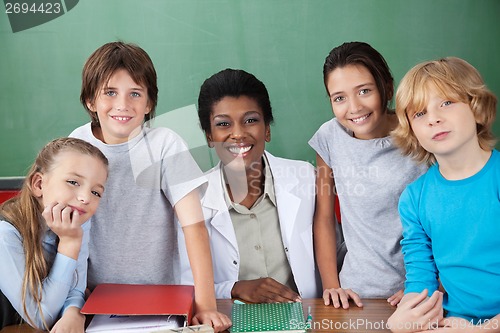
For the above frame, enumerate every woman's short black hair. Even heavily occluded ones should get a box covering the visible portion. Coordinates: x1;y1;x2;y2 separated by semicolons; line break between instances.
198;68;273;134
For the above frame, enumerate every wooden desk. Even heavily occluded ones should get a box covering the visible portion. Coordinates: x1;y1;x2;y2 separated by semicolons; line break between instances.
0;325;42;333
217;298;395;332
1;299;395;333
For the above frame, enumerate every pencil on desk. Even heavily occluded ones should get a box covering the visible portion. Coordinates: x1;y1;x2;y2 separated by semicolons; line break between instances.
306;305;312;328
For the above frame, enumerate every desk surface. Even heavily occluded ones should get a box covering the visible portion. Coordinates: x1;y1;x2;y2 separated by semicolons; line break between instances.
0;299;395;333
218;298;394;332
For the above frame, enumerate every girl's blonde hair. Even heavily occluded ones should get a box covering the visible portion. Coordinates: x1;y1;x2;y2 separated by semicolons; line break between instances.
392;57;497;165
0;138;108;329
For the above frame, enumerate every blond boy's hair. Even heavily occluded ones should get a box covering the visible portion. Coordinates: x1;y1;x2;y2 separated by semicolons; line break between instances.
392;57;497;165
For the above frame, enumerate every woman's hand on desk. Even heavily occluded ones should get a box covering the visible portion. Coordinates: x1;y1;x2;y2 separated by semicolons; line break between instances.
50;307;85;333
231;278;301;303
322;287;363;309
192;310;232;333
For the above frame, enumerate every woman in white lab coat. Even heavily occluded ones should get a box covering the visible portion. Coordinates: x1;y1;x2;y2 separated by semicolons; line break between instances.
178;69;320;303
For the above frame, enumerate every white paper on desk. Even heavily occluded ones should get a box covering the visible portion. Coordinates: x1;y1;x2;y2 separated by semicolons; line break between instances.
85;314;186;333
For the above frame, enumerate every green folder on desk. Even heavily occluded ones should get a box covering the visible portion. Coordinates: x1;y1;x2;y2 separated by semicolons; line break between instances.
230;302;306;333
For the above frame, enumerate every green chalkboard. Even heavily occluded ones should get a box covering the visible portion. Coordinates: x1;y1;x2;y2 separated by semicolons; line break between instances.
1;0;499;177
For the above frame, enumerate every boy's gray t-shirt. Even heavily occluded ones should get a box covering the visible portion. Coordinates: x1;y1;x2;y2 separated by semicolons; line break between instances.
70;123;206;290
309;118;426;298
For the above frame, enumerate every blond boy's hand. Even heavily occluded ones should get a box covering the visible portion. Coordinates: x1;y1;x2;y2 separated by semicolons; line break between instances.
387;289;443;333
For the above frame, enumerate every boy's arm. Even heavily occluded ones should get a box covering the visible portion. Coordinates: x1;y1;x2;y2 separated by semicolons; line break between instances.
389;187;442;332
398;188;440;295
482;314;500;332
175;189;231;333
433;314;500;332
314;155;362;309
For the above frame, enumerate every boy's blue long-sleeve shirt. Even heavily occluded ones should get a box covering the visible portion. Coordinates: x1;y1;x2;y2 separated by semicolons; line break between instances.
399;149;500;323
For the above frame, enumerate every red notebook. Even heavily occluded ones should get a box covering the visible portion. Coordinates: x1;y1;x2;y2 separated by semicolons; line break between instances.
81;284;195;325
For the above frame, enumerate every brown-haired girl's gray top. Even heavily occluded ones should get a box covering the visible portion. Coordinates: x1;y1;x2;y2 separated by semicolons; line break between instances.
309;118;427;298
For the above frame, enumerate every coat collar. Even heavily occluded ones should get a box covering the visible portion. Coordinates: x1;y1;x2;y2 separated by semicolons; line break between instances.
202;151;301;244
202;164;227;212
265;151;300;243
202;151;300;207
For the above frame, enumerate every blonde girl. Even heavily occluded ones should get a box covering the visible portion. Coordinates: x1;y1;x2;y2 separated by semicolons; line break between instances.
0;137;108;332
